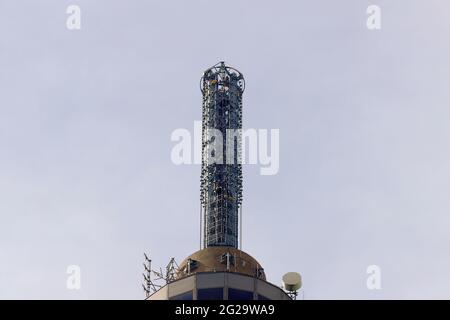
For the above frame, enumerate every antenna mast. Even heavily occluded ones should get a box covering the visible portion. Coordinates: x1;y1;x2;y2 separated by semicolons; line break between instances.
200;62;245;249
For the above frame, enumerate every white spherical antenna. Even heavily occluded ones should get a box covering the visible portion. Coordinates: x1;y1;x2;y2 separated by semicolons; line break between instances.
282;272;302;292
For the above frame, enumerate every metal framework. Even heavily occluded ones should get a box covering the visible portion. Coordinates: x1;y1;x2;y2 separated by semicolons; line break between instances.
200;62;245;248
142;253;179;297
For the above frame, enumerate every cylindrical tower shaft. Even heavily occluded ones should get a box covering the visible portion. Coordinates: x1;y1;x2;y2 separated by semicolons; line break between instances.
200;62;244;248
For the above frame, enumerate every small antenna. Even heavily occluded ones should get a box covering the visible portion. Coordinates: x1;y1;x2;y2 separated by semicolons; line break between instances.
142;253;152;298
142;253;167;299
187;258;192;275
199;205;202;249
239;206;242;250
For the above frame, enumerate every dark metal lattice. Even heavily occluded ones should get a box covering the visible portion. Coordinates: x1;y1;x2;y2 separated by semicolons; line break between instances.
200;62;244;248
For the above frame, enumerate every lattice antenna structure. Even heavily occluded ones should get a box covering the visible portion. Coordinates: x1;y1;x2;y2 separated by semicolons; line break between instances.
200;62;245;249
142;254;180;298
142;253;157;298
166;258;179;283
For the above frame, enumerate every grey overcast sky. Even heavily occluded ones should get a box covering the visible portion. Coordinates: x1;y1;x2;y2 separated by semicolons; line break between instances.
1;0;450;299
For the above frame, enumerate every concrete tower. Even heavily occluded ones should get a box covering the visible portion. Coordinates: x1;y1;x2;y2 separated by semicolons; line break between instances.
146;63;291;300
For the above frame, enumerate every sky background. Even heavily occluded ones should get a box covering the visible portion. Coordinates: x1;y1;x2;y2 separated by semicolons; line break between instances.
1;0;450;299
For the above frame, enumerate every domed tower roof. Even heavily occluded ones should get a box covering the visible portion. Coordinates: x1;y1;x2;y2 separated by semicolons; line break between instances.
176;247;266;280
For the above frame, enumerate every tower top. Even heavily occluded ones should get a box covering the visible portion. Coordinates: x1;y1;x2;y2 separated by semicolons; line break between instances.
200;62;245;93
